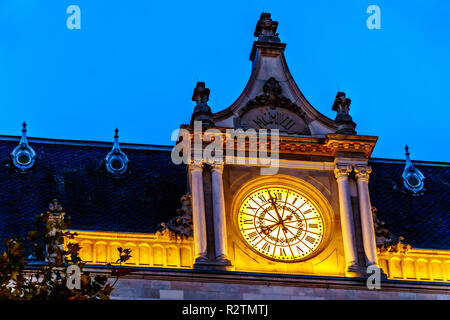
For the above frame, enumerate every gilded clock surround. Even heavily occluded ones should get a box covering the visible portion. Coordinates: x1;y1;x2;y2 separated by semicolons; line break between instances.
231;175;334;265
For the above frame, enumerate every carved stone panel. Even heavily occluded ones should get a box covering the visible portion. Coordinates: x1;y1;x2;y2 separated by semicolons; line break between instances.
236;77;312;135
239;106;310;135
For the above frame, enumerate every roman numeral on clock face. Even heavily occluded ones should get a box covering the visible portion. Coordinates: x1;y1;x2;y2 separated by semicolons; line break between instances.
305;235;316;244
247;231;258;241
243;219;253;224
280;247;286;256
308;223;318;229
261;242;271;252
303;208;313;215
257;194;267;203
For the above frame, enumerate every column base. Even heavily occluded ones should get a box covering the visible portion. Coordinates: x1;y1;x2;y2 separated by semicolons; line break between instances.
194;258;233;271
345;264;368;278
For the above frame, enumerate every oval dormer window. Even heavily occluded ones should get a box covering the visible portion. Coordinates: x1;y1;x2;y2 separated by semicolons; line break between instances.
110;155;125;172
105;128;129;176
17;150;32;166
11;122;36;172
407;175;420;188
402;145;425;195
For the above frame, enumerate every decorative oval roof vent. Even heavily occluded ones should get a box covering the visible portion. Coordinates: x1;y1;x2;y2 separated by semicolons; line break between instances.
105;128;129;176
11;122;36;172
402;145;425;195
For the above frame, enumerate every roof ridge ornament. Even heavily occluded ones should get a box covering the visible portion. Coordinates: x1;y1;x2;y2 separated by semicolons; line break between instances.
402;145;425;195
254;12;280;43
190;81;214;126
105;128;129;176
332;92;357;135
11;121;36;172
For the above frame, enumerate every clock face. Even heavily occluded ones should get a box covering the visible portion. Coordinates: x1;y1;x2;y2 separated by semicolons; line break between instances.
237;185;324;262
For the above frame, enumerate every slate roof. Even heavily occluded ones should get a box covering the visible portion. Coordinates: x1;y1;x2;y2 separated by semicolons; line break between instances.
0;135;448;252
369;159;450;250
0;137;188;250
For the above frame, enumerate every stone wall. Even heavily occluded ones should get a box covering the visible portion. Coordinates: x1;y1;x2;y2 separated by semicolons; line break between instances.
111;277;449;300
98;268;450;300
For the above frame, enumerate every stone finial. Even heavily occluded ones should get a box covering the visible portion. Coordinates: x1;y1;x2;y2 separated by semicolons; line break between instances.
190;82;214;126
254;13;280;43
10;121;37;172
105;128;129;176
48;199;64;213
156;193;193;240
332;92;357;135
402;145;425;195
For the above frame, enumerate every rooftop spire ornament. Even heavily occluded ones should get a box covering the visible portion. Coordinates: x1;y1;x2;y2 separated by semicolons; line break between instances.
332;92;357;135
11;121;36;172
254;13;280;43
190;81;214;126
105;128;129;176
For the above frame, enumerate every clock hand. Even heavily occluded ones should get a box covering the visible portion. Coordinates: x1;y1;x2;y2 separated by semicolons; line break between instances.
267;191;284;225
261;223;278;235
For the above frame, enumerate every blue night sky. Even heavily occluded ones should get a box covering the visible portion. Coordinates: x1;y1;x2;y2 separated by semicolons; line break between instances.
0;1;449;162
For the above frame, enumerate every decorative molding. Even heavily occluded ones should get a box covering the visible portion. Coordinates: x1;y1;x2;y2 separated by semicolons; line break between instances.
189;160;204;171
210;160;224;173
354;165;372;182
334;164;352;180
180;125;378;160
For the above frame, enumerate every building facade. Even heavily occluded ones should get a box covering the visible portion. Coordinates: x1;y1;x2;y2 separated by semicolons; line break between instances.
0;13;448;300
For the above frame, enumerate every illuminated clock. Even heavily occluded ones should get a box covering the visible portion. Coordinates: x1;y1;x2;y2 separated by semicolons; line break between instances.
237;185;324;262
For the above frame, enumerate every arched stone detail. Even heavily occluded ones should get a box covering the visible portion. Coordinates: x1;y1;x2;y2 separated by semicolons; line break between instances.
152;245;164;266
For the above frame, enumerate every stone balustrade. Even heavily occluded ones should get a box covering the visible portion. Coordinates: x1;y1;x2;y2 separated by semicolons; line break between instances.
65;230;194;269
378;248;450;282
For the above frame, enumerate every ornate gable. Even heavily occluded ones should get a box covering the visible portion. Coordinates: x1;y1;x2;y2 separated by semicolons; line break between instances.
212;13;339;137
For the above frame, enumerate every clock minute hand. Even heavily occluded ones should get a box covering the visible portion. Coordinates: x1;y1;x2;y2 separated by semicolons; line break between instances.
267;191;283;221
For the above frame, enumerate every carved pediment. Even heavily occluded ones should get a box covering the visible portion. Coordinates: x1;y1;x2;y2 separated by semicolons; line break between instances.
236;77;312;135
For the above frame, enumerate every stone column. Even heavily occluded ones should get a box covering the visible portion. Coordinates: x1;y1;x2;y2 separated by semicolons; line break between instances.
210;161;231;265
334;165;359;274
355;165;378;268
190;161;208;262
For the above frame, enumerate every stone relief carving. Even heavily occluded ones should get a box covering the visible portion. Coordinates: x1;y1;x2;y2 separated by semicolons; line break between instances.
372;206;411;254
156;194;193;240
237;77;312;135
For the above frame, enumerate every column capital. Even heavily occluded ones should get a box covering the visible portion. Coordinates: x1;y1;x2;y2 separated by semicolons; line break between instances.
355;165;372;182
334;164;352;180
189;160;204;172
210;160;224;173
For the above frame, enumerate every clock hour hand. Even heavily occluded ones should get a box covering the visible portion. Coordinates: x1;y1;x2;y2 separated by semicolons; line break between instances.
261;223;278;235
267;191;284;224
